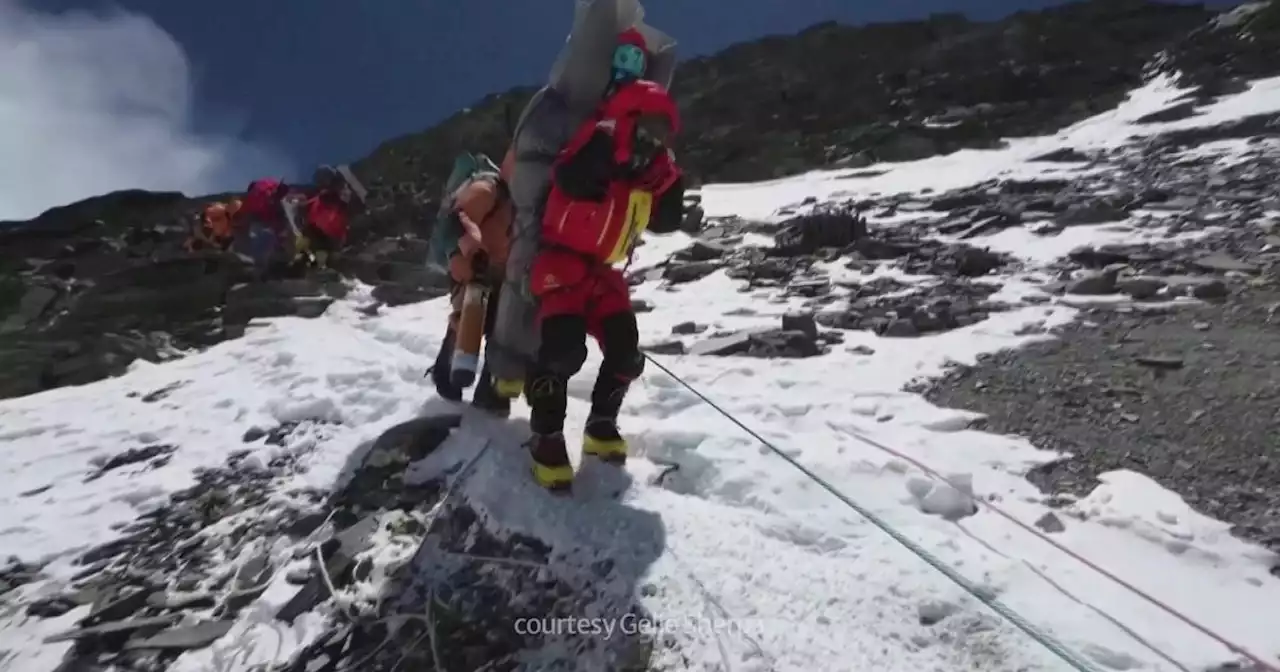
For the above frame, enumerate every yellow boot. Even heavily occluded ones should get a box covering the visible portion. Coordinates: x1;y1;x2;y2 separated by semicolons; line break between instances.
583;418;627;465
528;432;573;492
493;377;524;400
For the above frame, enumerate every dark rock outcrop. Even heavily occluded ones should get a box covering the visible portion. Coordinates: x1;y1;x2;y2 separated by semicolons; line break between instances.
0;189;450;401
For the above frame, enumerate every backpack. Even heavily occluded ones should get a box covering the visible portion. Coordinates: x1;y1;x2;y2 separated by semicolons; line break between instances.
425;152;504;274
241;178;288;221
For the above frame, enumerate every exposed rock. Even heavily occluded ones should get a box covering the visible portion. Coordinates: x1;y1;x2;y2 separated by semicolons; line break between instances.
1164;275;1231;300
663;260;720;284
1031;148;1092;163
817;278;1002;338
1193;252;1259;274
1134;100;1199;124
1117;277;1166;300
781;312;819;341
27;596;77;619
675;240;731;262
671;321;705;335
775;205;868;255
953;247;1006;277
44;615;181;644
125;620;235;650
1034;513;1066;534
688;329;770;357
85;444;177;482
688;325;824;359
1133;354;1185;370
1057;200;1128;227
1066;270;1119;295
642;340;687;355
0;285;58;334
1069;246;1135;268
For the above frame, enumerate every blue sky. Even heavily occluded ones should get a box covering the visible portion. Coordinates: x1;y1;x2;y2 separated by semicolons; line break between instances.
1;0;1233;219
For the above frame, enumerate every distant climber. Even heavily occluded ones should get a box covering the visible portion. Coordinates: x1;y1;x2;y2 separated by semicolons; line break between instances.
289;165;368;271
228;165;367;275
487;0;678;414
185;198;241;252
425;152;515;416
232;177;294;271
523;78;686;491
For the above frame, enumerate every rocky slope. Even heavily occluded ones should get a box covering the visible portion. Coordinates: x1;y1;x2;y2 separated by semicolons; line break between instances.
922;143;1280;555
0;190;451;401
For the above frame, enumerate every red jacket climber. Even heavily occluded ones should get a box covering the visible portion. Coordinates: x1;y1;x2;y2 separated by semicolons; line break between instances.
290;166;367;268
226;166;365;272
524;77;686;491
235;178;291;230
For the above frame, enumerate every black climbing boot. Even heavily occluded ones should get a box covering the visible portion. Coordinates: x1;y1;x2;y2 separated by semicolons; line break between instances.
429;329;462;402
470;365;511;418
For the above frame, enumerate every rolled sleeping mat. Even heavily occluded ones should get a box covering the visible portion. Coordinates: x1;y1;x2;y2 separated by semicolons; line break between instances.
450;283;488;389
547;0;677;115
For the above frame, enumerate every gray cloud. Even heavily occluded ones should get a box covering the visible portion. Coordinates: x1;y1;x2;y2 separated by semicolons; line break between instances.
0;0;292;221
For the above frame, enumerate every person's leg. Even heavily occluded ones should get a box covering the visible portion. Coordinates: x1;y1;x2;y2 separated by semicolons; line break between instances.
583;310;642;464
483;279;502;335
582;268;643;464
242;223;268;277
430;285;464;401
525;312;588;490
257;224;278;264
470;279;510;416
301;223;336;268
245;222;282;278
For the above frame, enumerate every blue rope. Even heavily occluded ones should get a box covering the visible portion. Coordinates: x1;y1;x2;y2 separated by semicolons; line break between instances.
643;354;1105;672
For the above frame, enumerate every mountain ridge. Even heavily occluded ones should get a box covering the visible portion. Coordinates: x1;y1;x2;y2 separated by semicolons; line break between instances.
1;0;1278;401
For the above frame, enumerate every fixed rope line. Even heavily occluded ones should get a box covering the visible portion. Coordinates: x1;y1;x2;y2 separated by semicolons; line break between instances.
830;422;1279;672
642;355;1104;672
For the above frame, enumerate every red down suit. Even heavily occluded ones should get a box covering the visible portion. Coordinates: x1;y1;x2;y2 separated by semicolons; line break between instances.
529;79;686;328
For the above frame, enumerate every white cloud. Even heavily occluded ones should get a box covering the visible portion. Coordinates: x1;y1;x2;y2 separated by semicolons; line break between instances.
0;0;293;221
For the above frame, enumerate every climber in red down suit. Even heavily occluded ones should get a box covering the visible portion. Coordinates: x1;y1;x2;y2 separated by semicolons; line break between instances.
525;77;686;491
